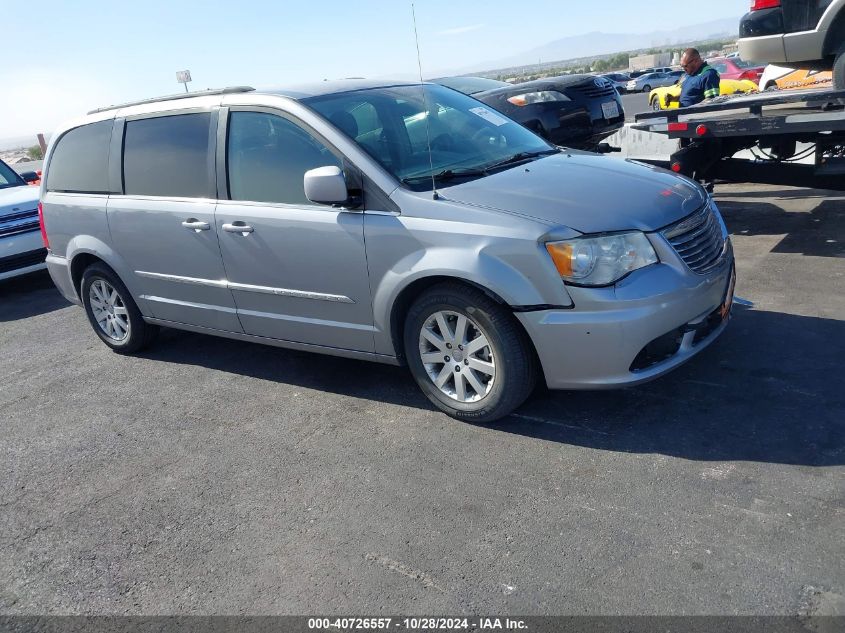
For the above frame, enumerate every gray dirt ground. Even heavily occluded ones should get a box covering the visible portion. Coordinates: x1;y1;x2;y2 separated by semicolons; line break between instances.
0;183;842;615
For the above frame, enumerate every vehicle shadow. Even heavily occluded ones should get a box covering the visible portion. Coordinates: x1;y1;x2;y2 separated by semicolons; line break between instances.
141;306;844;467
716;187;843;201
716;197;844;258
486;307;844;467
0;270;71;322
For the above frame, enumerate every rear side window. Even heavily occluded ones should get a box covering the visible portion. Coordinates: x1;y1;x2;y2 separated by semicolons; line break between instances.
46;121;112;193
123;113;211;198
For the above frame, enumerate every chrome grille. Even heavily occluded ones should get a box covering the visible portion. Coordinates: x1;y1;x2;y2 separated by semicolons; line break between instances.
0;208;39;238
662;203;727;274
567;82;616;99
0;247;46;274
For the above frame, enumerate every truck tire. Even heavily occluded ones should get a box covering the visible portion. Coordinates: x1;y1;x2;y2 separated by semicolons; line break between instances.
834;49;845;90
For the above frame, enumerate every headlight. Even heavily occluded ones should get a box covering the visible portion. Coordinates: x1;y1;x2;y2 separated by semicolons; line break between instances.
545;232;658;286
507;90;570;106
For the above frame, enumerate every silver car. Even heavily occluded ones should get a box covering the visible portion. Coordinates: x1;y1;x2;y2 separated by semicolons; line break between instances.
41;80;735;422
626;71;683;93
598;73;631;93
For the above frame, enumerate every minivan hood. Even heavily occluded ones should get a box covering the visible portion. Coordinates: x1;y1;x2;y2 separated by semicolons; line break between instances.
440;153;706;234
0;186;39;217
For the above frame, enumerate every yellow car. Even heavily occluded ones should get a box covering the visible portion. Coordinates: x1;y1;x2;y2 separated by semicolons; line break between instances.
649;78;758;111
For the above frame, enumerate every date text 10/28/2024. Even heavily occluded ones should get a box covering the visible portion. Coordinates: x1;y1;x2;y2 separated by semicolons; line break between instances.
308;618;528;630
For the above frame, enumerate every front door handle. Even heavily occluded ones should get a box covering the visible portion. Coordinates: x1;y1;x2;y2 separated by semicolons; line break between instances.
222;222;254;235
181;219;211;231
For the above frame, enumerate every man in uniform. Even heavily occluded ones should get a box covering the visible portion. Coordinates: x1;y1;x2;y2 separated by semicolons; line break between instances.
665;48;720;108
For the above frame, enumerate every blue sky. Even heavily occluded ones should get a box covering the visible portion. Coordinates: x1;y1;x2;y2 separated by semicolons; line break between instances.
1;0;746;139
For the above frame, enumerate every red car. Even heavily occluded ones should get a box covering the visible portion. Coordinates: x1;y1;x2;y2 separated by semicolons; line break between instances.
707;57;766;85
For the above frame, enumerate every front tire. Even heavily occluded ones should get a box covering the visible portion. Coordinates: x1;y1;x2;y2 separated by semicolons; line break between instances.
650;96;661;111
81;263;158;354
834;49;844;91
642;84;652;93
404;283;537;423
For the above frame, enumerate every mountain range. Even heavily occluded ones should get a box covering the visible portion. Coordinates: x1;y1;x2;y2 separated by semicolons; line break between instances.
435;17;741;77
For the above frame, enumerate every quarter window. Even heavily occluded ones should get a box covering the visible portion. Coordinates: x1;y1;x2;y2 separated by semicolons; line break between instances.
46;120;112;193
123;113;212;198
226;111;340;205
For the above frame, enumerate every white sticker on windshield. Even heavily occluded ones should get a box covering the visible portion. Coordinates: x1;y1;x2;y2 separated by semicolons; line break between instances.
469;106;509;127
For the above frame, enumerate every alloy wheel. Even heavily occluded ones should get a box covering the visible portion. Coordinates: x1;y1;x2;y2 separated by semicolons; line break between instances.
418;310;495;403
89;279;131;342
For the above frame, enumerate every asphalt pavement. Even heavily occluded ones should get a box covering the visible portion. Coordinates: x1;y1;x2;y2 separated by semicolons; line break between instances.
622;91;650;122
1;183;843;616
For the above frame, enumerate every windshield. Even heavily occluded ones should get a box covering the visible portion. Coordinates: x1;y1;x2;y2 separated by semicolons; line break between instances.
0;159;24;189
434;76;510;95
305;84;555;191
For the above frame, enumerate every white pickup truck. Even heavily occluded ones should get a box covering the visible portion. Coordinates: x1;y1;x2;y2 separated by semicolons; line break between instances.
739;0;845;89
0;158;45;281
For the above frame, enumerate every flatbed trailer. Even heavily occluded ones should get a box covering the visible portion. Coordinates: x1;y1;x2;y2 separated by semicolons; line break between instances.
633;88;845;191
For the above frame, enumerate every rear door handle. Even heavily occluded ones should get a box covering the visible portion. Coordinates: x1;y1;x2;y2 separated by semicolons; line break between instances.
181;219;210;231
222;222;254;235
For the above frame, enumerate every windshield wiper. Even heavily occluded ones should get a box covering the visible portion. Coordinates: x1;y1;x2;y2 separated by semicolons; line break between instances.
482;148;560;172
401;167;488;186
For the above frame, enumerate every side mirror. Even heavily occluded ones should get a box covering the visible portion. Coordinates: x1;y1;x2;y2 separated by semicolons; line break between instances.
304;166;351;206
595;143;621;154
20;171;39;183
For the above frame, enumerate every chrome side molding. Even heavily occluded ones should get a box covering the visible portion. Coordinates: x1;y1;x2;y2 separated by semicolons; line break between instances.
135;270;355;304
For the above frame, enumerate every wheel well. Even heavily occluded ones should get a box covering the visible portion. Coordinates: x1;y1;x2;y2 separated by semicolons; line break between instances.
388;276;537;367
824;10;845;57
69;253;107;296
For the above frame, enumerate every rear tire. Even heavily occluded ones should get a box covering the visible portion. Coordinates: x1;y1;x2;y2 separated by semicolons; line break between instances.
834;50;844;90
404;283;537;423
81;263;158;354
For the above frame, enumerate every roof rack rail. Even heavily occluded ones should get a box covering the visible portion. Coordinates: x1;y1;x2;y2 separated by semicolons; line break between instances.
87;86;256;115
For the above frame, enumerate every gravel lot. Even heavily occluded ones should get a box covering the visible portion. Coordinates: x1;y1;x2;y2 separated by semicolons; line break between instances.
1;183;843;616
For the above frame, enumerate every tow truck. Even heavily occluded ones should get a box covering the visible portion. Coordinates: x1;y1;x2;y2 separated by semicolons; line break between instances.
633;87;845;191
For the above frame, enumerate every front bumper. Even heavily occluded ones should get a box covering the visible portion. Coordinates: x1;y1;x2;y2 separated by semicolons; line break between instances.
0;230;47;281
517;241;734;389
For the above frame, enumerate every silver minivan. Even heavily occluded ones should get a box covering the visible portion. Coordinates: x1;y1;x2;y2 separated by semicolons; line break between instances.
40;80;735;422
